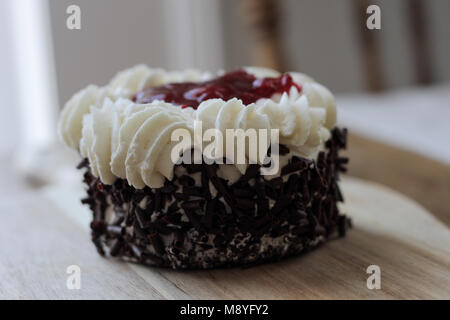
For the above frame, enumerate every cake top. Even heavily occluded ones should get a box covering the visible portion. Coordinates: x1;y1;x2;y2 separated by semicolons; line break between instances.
134;69;301;108
58;65;337;188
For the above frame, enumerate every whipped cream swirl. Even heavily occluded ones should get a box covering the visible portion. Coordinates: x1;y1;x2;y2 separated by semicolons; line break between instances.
58;65;337;188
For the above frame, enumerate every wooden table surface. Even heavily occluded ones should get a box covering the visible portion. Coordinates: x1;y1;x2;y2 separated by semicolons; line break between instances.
346;133;450;227
0;133;449;299
2;176;448;299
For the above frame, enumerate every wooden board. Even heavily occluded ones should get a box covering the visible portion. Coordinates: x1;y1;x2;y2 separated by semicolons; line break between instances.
1;177;449;299
346;133;450;226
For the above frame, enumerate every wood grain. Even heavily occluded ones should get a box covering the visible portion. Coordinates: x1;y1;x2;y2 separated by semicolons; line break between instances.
238;0;285;71
1;177;446;299
346;133;450;227
0;192;163;299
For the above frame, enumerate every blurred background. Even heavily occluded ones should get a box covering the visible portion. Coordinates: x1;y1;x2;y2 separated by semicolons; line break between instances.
0;0;449;224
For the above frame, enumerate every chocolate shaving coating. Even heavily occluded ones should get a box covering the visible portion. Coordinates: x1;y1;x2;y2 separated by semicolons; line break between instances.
79;128;350;269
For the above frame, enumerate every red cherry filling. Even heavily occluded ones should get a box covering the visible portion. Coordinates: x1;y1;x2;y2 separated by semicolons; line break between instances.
133;69;302;109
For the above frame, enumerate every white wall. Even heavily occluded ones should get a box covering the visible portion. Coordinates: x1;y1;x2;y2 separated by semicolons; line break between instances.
0;1;20;154
49;0;450;105
49;0;224;105
0;0;58;156
279;0;365;92
50;0;170;104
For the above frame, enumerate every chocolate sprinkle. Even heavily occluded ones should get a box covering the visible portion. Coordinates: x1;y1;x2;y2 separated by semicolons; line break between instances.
79;127;350;269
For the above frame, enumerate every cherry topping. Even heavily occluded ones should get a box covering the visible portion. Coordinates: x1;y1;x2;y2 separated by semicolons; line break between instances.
133;69;301;109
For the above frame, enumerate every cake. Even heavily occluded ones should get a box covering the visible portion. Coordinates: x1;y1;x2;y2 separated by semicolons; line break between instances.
58;65;349;269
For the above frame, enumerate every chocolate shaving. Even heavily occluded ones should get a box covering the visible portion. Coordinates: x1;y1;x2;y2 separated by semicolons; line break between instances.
78;128;350;269
109;239;123;257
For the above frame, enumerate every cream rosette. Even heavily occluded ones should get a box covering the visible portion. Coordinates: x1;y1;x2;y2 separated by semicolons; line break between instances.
58;65;337;188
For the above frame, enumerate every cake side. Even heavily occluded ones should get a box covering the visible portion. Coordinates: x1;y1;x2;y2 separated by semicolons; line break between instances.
80;128;349;269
